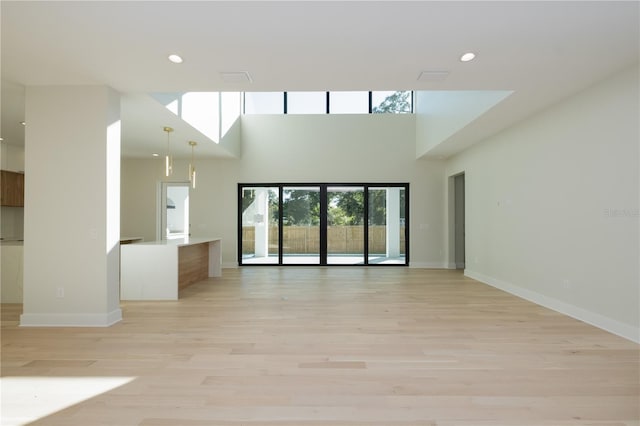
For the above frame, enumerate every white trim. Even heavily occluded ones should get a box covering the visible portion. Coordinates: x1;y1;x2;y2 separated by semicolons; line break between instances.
223;262;238;269
20;309;122;327
410;262;448;269
465;270;640;344
106;309;123;325
447;262;457;269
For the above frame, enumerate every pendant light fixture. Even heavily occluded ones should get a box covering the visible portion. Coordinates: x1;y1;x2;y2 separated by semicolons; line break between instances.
163;126;174;177
188;140;197;189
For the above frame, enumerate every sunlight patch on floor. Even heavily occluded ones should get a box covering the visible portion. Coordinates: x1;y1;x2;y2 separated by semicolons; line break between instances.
1;376;135;426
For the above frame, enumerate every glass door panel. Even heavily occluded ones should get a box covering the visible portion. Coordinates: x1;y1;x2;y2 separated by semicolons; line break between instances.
368;187;406;264
282;186;320;264
327;186;364;265
240;187;279;264
367;188;386;263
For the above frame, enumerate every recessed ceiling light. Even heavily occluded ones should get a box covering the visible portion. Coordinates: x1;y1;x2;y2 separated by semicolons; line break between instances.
19;121;26;126
152;153;159;157
0;137;4;142
168;54;183;64
460;52;476;62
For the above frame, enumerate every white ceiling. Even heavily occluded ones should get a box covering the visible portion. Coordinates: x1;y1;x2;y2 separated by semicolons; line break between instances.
1;1;638;159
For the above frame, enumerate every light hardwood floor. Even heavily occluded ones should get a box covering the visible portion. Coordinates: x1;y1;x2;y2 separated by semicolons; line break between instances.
1;268;638;426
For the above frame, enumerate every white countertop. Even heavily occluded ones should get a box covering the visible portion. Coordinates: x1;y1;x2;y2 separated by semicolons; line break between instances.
125;237;221;247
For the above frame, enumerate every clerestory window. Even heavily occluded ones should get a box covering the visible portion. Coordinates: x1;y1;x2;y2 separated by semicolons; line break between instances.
242;91;413;115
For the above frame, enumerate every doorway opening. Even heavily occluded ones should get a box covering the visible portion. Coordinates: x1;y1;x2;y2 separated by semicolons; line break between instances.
448;173;465;270
158;182;190;240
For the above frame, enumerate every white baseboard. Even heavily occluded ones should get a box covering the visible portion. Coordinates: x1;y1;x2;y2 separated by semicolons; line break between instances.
222;262;238;269
20;309;122;327
410;262;449;269
464;269;640;344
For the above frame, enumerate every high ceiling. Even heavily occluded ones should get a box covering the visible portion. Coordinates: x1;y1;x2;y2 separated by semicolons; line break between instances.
1;1;638;158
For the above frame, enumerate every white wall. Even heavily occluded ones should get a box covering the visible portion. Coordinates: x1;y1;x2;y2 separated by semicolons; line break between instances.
445;64;639;341
189;158;241;266
120;158;165;241
241;114;445;266
122;114;446;267
415;90;512;158
0;143;25;172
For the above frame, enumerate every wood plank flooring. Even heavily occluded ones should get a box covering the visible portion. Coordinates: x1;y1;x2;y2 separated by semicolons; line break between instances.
1;268;638;426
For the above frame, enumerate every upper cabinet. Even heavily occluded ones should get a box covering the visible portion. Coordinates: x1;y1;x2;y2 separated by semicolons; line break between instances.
1;170;25;207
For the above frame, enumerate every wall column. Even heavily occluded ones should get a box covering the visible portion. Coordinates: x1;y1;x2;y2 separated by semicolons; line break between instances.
21;86;122;326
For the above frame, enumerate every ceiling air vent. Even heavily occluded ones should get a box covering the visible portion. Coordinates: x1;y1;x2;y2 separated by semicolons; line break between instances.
220;71;253;83
417;70;450;82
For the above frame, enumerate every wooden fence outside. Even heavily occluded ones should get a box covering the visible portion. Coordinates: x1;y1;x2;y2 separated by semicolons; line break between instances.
242;226;405;255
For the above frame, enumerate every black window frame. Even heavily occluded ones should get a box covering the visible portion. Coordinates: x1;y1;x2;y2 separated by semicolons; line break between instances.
242;91;414;115
238;182;410;266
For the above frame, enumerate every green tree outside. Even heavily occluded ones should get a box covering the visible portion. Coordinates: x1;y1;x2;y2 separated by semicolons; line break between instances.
372;91;412;114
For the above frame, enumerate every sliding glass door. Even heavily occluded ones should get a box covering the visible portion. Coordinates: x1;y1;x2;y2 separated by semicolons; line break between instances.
238;183;408;266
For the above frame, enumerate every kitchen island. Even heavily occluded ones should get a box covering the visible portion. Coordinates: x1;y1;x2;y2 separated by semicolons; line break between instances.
120;237;221;300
